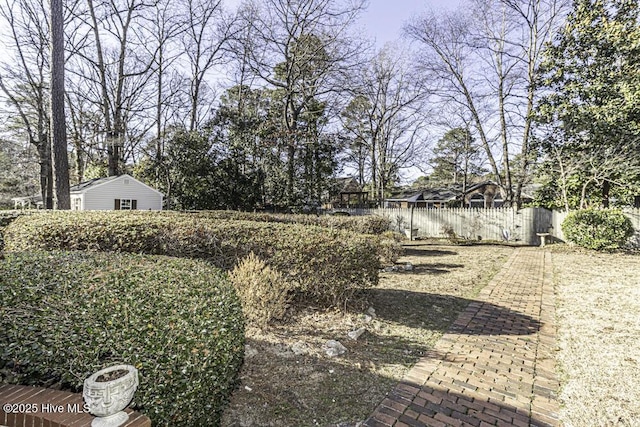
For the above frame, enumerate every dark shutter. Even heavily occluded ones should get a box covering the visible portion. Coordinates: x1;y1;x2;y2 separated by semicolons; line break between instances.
132;200;137;210
114;199;121;210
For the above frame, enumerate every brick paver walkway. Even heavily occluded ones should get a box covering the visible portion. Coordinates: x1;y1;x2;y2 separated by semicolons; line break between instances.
365;248;559;427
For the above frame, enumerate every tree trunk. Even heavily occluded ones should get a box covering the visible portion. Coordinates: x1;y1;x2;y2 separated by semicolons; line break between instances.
107;130;120;176
50;0;70;209
286;139;296;206
370;140;377;205
86;0;114;175
602;180;610;208
37;142;54;209
498;84;513;206
73;139;85;183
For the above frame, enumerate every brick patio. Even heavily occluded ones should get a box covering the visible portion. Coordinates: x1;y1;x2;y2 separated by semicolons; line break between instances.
365;248;560;427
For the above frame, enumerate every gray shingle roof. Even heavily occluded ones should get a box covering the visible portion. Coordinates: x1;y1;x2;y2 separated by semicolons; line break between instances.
69;175;121;193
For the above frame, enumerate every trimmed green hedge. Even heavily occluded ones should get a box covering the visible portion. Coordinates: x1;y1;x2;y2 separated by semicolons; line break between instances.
187;210;391;235
562;208;634;251
0;251;244;426
3;211;380;307
0;211;23;252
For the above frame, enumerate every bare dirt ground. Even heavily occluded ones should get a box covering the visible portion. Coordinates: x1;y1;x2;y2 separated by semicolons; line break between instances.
221;242;513;427
552;247;640;427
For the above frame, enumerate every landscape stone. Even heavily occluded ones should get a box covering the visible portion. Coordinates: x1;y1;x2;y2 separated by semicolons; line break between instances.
245;345;258;359
324;340;347;357
290;340;310;356
347;327;366;340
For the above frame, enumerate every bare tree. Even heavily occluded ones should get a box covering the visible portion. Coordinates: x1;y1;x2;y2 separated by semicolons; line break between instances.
406;11;502;194
0;0;53;208
406;0;568;206
0;136;39;206
80;0;157;176
342;45;429;204
178;0;236;132
239;0;367;205
149;0;186;160
498;0;569;206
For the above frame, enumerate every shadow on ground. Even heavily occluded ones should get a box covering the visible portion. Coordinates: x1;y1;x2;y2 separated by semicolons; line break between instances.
371;288;541;336
224;332;548;427
364;380;551;427
222;243;523;426
388;262;465;275
401;247;459;258
222;335;417;427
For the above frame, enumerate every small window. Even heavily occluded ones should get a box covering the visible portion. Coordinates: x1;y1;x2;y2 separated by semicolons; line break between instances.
115;199;137;210
72;197;82;211
124;179;130;185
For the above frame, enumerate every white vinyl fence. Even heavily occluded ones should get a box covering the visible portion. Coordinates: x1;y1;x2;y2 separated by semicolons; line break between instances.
337;207;640;246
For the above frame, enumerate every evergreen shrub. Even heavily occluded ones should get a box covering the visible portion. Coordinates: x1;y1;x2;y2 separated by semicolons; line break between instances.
561;208;634;251
189;210;391;235
0;251;244;426
0;211;23;252
4;211;380;307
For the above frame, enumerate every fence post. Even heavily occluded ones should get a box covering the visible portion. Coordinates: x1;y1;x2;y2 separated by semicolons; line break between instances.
520;207;536;245
410;206;414;241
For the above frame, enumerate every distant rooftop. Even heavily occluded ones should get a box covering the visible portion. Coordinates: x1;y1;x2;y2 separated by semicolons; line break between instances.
69;175;121;193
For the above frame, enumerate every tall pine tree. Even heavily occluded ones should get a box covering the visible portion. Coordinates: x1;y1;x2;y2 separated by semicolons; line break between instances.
429;128;484;190
50;0;70;209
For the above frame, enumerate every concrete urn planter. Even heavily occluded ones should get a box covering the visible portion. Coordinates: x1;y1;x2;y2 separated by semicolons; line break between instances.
83;364;139;427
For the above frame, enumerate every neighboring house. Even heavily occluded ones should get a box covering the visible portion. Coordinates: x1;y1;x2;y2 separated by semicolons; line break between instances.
385;190;429;208
463;181;503;208
422;187;461;208
324;177;369;209
12;174;163;210
385;186;460;208
385;181;533;208
69;174;163;210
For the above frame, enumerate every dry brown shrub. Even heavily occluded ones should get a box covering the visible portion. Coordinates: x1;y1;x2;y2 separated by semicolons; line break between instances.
377;231;405;264
229;253;291;328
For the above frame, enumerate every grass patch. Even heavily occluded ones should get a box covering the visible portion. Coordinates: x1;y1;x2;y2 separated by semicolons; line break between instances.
552;248;640;426
220;242;513;426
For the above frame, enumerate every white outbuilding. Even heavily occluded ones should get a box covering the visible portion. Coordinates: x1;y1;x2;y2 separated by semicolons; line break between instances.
69;174;163;211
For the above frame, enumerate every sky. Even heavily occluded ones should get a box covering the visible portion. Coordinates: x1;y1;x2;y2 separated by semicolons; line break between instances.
215;0;462;47
357;0;461;47
0;0;463;63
